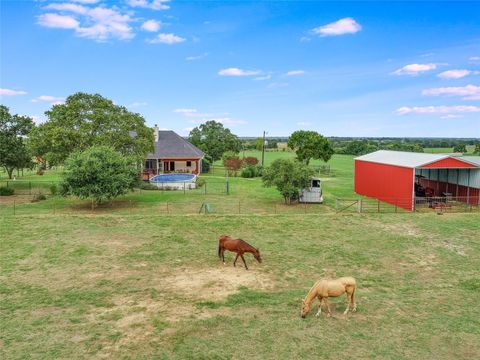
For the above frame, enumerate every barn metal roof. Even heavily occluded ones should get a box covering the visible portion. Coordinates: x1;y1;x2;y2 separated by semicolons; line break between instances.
146;130;204;159
462;156;480;166
355;150;458;168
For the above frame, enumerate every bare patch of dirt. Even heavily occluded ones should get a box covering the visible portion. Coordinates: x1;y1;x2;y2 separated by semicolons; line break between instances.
0;195;33;205
161;266;274;301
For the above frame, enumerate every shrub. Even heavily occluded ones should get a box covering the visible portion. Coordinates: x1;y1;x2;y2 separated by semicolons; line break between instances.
223;157;243;176
49;183;58;195
243;156;259;166
32;192;46;202
196;177;206;188
137;182;158;190
241;166;255;178
0;186;14;196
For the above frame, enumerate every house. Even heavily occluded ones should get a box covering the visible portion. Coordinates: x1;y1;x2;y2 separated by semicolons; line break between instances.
142;126;205;180
354;150;480;211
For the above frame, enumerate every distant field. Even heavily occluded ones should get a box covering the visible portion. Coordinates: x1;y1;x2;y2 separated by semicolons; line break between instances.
424;145;476;154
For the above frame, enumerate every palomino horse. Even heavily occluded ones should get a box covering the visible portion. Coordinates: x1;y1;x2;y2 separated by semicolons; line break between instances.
301;277;357;318
218;235;262;270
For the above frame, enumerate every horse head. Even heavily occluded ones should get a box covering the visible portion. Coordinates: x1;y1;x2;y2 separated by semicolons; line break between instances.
300;298;310;318
253;248;262;263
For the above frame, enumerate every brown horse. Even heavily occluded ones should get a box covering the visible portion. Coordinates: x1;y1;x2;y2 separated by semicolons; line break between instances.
301;277;357;318
218;235;262;270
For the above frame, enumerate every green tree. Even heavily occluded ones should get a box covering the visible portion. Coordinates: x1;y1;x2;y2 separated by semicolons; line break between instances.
474;143;480;154
188;120;241;162
0;105;34;179
28;93;153;166
453;144;467;153
262;159;314;204
60;146;138;206
287;130;334;165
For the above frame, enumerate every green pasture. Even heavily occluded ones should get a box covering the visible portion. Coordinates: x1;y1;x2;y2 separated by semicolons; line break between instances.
1;213;479;359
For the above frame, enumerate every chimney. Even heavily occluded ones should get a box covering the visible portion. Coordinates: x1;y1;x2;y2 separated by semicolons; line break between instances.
153;124;159;142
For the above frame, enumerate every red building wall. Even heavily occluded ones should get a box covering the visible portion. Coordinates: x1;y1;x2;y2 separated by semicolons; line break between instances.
421;158;477;169
354;160;414;210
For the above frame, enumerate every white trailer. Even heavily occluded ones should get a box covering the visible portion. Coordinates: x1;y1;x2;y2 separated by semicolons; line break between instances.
299;177;324;203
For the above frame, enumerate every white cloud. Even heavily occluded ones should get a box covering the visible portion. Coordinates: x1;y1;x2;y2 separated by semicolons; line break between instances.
393;63;437;76
38;5;135;41
0;88;27;96
71;0;101;3
30;115;47;124
127;0;170;10
174;108;213;118
396;105;480;115
186;53;208;61
37;13;80;29
253;75;272;81
469;56;480;61
437;69;472;79
44;3;88;14
218;68;260;76
312;17;362;37
32;95;65;103
148;33;185;44
297;121;311;126
286;70;305;76
141;19;161;32
440;114;463;119
422;85;480;100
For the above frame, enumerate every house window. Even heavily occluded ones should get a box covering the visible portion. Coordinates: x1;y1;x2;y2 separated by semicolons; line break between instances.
186;161;192;167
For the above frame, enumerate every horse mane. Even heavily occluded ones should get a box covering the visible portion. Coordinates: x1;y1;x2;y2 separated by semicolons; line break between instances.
238;239;259;253
304;280;321;302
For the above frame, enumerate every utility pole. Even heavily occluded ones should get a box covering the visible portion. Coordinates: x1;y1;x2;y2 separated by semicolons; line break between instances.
261;130;266;167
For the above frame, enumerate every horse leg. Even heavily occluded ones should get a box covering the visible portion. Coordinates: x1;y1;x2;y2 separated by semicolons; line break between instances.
324;298;332;317
315;297;323;317
343;292;351;315
233;253;239;267
240;254;248;270
221;249;226;265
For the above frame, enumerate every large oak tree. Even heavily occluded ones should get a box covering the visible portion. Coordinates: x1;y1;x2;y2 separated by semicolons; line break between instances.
0;105;34;179
28;93;154;166
287;130;334;165
188;120;241;162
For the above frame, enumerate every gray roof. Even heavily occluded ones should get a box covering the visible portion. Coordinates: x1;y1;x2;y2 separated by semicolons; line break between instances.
147;130;204;159
462;156;480;166
355;150;479;168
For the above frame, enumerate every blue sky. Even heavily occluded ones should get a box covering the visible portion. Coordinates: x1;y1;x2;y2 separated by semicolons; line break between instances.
1;0;479;137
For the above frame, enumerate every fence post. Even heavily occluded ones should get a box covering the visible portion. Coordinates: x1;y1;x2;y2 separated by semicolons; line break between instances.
274;203;276;214
184;182;186;195
167;202;169;214
29;181;32;195
204;181;207;195
304;202;307;214
395;199;398;213
53;198;56;215
129;200;132;215
13;200;15;216
377;200;380;213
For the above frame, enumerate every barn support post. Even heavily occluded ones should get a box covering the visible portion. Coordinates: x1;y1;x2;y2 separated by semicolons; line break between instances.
467;169;471;205
456;169;459;198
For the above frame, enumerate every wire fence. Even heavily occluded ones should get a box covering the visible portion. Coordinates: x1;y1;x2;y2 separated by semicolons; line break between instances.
335;197;479;213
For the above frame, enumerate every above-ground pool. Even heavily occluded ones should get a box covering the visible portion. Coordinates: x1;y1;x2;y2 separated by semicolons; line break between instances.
149;173;197;190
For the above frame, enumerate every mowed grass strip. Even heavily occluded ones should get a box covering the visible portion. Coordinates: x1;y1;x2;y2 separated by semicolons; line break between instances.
1;213;479;359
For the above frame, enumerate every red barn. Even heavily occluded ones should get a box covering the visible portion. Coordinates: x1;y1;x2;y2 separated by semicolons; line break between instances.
354;150;480;211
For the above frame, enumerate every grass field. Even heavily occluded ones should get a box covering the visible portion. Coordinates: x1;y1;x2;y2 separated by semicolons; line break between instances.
1;151;480;359
1;213;479;359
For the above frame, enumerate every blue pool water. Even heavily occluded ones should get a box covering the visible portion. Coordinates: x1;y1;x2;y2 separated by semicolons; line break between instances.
150;174;196;183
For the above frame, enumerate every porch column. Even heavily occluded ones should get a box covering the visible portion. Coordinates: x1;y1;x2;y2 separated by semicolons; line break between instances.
195;159;199;174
